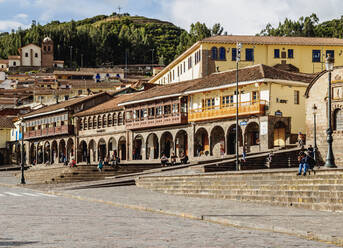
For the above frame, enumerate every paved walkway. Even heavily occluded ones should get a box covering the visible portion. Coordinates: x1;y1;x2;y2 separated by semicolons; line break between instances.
1;170;343;246
51;185;343;247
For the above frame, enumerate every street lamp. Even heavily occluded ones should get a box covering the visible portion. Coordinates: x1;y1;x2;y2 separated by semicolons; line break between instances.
20;121;26;184
235;42;242;171
312;104;318;163
324;54;336;168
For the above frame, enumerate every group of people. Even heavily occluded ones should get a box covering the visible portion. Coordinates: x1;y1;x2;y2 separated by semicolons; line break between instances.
297;145;315;176
97;154;120;172
161;152;188;167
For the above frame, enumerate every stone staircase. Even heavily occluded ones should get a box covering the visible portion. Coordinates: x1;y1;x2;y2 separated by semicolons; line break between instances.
135;168;343;212
21;164;160;184
201;148;301;172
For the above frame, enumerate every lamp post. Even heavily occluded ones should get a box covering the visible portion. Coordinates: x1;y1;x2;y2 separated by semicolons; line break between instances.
324;54;336;168
235;42;242;171
20;121;26;184
312;104;318;163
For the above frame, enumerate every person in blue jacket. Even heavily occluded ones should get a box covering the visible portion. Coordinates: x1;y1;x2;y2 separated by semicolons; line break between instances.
297;151;309;176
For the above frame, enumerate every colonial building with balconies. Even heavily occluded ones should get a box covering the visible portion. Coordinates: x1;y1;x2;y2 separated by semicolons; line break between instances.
120;64;315;162
74;93;138;164
22;92;112;165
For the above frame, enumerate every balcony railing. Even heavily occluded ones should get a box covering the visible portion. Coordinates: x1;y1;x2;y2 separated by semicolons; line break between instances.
188;100;266;122
126;113;188;129
24;125;73;139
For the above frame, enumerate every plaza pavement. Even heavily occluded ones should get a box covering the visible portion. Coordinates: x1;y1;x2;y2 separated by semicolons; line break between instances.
1;170;343;247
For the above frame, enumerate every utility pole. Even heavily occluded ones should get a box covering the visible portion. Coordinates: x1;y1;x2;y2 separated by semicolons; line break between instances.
235;42;242;171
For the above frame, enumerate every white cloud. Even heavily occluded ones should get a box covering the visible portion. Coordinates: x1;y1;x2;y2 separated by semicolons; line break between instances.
160;0;343;34
0;20;28;32
14;13;28;20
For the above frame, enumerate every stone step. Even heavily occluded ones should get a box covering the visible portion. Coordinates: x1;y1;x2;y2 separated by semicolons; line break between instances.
136;183;343;192
153;189;343;205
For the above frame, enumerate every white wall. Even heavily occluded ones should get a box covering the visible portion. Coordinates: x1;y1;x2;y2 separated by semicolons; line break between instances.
21;44;41;67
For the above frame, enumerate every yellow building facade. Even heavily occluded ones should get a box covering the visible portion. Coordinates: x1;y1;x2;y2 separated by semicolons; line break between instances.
150;35;343;85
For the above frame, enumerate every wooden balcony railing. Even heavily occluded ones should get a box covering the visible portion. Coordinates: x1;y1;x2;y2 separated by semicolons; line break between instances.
126;113;188;129
188;100;266;122
24;125;73;140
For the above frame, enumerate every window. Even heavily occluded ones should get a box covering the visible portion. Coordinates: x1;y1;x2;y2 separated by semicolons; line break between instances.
156;106;162;116
64;95;69;100
172;103;179;113
48;46;51;52
140;109;147;119
183;62;186;72
326;50;335;61
188;57;192;69
294;90;299;104
148;108;155;117
134;110;140;120
35;53;38;58
25;53;28;57
232;48;237;61
222;95;234;106
118;112;123;125
211;47;218;60
13;61;16;66
108;114;112;126
312;50;321;62
334;109;343;131
252;91;258;102
164;105;171;115
205;98;215;108
245;48;254;61
113;113;117;125
274;49;280;58
219;47;226;60
288;49;294;58
180;64;182;75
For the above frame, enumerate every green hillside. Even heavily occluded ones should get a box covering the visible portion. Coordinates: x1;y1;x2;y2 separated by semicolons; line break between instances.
0;14;184;67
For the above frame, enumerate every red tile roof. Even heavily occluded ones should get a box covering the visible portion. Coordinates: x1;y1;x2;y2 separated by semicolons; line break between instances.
75;93;140;117
121;64;316;105
0;117;15;128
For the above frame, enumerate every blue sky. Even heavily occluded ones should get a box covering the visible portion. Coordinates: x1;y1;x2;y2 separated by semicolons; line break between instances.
0;0;343;34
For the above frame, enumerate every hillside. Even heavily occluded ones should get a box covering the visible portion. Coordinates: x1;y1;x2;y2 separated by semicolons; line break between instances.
0;14;184;67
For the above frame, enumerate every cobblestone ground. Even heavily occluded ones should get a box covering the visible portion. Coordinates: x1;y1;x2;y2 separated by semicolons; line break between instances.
0;184;338;248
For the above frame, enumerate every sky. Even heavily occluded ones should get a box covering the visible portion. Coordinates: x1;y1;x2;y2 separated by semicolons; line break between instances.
0;0;343;34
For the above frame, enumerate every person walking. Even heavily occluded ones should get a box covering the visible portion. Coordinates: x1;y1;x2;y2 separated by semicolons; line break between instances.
98;159;103;172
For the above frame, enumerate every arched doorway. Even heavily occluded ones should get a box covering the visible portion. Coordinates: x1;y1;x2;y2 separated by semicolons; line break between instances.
67;138;74;162
59;139;66;163
245;122;260;151
108;137;117;158
160;132;173;158
79;140;88;163
274;121;286;147
43;141;50;163
51;140;58;164
194;128;209;157
30;143;36;165
227;125;242;155
89;140;96;163
146;133;159;160
98;138;107;160
175;130;188;157
118;136;126;160
133;135;143;160
210;126;225;157
37;142;43;164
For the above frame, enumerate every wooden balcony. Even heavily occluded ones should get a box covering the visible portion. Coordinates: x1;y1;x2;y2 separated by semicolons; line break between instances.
24;125;73;140
126;113;188;129
188;100;266;122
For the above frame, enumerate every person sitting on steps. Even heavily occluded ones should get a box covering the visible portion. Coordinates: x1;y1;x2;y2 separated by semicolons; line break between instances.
161;153;168;167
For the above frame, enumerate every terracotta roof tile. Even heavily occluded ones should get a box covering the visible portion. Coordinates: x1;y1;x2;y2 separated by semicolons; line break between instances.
0;117;15;128
22;92;108;118
121;64;316;105
75;93;140;117
202;35;343;46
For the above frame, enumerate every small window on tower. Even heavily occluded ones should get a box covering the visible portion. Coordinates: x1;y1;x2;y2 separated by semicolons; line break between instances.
35;53;38;58
48;46;51;52
25;53;28;57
